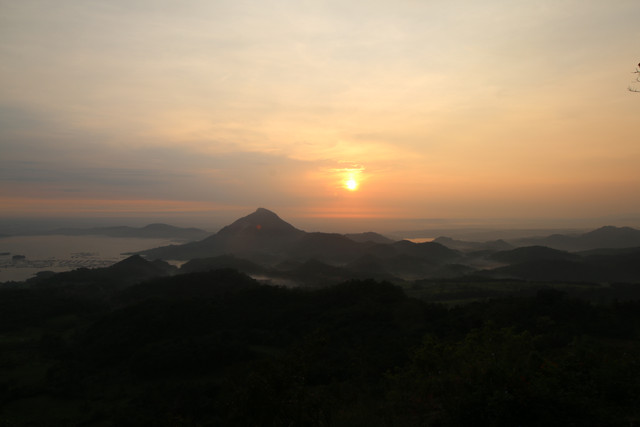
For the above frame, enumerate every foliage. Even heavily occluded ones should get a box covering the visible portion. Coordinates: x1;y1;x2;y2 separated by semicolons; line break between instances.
630;63;640;92
2;271;640;425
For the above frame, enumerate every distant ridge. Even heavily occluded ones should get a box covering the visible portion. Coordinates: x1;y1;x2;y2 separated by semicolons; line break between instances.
511;226;640;251
432;226;640;252
433;236;513;252
478;246;640;283
28;254;176;290
139;208;462;271
344;232;395;244
8;209;640;287
490;246;581;264
135;209;640;284
44;223;211;241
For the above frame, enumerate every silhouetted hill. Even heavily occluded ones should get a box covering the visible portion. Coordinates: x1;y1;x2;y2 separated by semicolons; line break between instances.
215;208;306;260
179;255;267;275
481;259;589;282
116;268;260;303
217;207;303;238
344;232;395;244
28;255;176;292
392;240;460;262
141;208;305;261
479;246;640;283
108;254;174;276
137;209;467;281
580;226;640;248
283;258;357;285
490;246;581;264
287;232;365;263
434;236;513;252
131;210;640;284
511;226;640;251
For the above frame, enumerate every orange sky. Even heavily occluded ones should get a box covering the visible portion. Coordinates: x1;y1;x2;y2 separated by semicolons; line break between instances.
1;0;639;231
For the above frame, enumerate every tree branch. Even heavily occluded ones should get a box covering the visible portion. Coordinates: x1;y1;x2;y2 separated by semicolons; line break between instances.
629;65;640;92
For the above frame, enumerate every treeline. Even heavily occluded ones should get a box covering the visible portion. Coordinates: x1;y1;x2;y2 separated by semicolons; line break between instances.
2;270;640;425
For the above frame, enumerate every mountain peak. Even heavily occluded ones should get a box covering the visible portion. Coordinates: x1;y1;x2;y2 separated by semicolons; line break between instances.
580;226;640;248
251;207;283;221
255;207;275;215
216;208;303;237
111;254;148;268
585;225;638;236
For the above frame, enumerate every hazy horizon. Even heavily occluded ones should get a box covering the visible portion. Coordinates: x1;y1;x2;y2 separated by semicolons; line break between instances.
2;209;639;238
2;1;639;225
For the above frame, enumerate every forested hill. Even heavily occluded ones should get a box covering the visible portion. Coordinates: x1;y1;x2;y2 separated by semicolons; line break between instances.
2;267;640;425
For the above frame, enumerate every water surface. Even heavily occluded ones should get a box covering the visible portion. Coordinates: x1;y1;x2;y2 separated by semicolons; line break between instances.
0;235;177;282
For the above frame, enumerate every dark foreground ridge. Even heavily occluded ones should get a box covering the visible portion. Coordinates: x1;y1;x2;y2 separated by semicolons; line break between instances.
3;268;640;425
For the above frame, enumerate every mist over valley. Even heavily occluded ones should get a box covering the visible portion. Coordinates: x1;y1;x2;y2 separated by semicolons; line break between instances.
4;209;640;425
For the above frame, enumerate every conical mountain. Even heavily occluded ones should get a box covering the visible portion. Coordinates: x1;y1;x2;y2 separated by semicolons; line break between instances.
140;208;305;261
205;208;305;257
216;208;304;239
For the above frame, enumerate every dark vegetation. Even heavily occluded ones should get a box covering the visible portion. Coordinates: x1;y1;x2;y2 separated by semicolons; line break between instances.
2;263;640;426
4;210;640;425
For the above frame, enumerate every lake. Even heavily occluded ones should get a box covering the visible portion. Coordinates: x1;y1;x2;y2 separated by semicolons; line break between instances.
0;235;179;282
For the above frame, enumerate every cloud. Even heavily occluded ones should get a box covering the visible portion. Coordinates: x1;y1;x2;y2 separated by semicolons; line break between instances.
1;0;640;223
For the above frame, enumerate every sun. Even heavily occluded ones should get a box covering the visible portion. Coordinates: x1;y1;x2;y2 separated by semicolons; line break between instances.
345;178;358;191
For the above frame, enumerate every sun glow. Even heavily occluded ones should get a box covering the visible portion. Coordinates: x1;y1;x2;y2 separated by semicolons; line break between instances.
345;178;358;191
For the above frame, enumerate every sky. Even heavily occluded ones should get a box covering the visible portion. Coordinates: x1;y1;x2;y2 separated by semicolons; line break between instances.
1;0;639;232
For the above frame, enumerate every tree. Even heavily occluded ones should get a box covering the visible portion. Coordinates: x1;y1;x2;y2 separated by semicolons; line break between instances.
629;62;640;93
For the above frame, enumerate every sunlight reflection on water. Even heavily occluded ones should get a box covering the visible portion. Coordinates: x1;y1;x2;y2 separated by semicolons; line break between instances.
404;237;435;243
